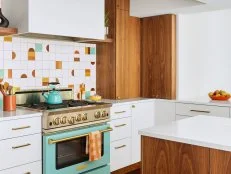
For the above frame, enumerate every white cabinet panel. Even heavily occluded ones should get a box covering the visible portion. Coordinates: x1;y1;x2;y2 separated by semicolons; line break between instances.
110;138;131;172
154;100;176;125
110;117;132;142
176;103;229;118
0;116;41;140
0;161;41;174
176;115;190;120
111;105;132;120
131;101;154;164
0;134;41;170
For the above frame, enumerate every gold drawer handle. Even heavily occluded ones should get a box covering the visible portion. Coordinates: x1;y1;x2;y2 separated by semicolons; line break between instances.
115;124;127;128
190;110;210;114
115;145;126;150
24;172;31;174
12;126;31;131
12;143;31;149
114;111;126;114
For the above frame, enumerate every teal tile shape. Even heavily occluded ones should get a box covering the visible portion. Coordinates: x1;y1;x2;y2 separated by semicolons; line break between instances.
85;91;91;99
90;47;96;55
35;43;43;52
0;69;4;78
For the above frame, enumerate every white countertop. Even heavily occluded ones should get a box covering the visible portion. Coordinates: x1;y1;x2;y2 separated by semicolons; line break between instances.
102;98;155;105
139;115;231;152
177;96;231;107
0;108;42;121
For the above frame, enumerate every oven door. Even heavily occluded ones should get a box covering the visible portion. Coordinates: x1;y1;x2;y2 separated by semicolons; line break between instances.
43;124;111;174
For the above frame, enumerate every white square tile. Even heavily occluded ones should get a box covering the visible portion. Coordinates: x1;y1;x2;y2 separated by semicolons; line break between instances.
27;78;35;87
36;52;43;60
43;70;50;77
12;61;22;70
12;70;22;78
4;60;12;69
20;52;28;60
62;62;69;69
36;70;43;77
55;70;62;77
43;61;51;69
12;78;21;87
21;43;28;52
20;61;28;70
4;51;12;60
35;77;42;87
49;70;56;77
12;43;21;51
34;61;43;70
4;42;12;51
27;61;35;69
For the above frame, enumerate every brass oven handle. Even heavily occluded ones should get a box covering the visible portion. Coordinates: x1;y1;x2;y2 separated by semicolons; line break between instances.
12;126;31;131
114;124;127;128
190;110;210;114
48;127;113;144
12;143;31;149
114;111;126;114
115;145;126;150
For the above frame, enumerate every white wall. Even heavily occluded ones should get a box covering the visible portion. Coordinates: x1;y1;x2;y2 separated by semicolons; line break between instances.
177;9;231;100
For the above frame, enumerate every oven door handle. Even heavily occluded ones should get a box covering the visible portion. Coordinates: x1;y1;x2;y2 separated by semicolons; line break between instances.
48;127;113;144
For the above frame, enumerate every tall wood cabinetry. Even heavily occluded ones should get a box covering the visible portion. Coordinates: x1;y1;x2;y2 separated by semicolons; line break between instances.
140;14;176;99
96;0;140;99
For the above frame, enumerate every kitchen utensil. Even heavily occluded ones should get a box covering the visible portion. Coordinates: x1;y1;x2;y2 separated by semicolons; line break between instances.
3;82;9;94
8;86;13;95
3;95;16;111
0;84;6;96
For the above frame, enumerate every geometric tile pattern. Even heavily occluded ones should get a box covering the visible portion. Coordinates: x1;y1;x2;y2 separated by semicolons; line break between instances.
0;36;96;99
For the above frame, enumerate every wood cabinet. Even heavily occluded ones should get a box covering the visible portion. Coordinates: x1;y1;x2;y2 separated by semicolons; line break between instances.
141;14;176;99
142;137;210;174
97;0;140;99
3;0;104;39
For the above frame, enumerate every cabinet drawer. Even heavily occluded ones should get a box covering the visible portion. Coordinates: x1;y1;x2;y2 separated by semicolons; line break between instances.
176;115;190;120
0;134;42;170
176;103;229;118
0;161;41;174
0;116;41;140
110;117;132;142
110;138;131;172
111;105;131;120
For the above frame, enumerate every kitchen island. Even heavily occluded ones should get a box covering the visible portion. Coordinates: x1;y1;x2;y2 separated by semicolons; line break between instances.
139;115;231;174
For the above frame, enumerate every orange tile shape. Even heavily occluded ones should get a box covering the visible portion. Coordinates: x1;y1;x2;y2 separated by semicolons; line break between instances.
28;48;35;61
85;69;91;77
42;77;49;86
91;62;95;65
68;84;74;89
4;36;12;42
46;45;50;52
56;61;62;69
91;88;96;92
12;52;16;60
32;70;36;77
71;70;75;76
8;69;12;79
74;50;80;54
85;47;90;54
74;58;80;62
21;74;27;78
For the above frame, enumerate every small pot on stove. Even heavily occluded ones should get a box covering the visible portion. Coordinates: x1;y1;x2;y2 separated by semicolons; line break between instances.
42;82;63;105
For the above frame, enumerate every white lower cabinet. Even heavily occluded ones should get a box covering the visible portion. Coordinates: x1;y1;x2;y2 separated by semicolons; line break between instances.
110;138;132;172
0;161;41;174
176;115;190;120
131;101;154;164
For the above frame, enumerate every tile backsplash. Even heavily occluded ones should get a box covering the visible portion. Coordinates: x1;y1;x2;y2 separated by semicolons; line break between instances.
0;36;96;99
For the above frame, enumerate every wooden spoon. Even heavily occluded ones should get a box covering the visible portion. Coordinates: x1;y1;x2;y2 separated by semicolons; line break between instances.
0;84;6;96
8;86;13;95
4;82;9;94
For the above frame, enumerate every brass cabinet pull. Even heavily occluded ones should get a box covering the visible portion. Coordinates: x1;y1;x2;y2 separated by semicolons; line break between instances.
115;145;126;150
12;143;31;149
48;127;113;144
115;124;127;128
24;172;31;174
132;105;135;108
114;111;126;114
12;126;31;131
190;110;210;114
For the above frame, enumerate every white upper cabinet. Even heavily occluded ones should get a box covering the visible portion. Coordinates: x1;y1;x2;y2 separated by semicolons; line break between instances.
2;0;105;39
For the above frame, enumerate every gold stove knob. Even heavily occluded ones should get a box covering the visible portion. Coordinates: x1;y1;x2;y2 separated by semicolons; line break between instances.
76;114;82;122
68;117;75;124
60;117;67;124
94;111;101;119
53;118;60;126
82;113;88;121
101;110;107;118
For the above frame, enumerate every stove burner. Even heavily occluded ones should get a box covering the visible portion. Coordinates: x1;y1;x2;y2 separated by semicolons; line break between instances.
18;100;104;110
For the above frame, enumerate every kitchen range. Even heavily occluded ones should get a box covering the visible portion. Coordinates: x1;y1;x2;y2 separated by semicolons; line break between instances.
16;87;112;174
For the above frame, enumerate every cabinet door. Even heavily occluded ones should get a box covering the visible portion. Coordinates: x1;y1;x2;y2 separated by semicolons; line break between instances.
131;101;154;164
116;9;140;99
141;14;176;99
116;0;130;11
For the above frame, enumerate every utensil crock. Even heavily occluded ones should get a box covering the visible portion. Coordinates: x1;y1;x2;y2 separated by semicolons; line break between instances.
3;95;16;111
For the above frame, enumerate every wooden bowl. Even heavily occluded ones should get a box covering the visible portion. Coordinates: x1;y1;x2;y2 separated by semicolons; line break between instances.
209;95;231;101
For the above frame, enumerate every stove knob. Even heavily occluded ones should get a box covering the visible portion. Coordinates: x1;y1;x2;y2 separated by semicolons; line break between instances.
53;118;60;126
60;117;67;124
68;117;75;124
82;113;88;121
94;111;101;119
101;110;107;118
76;114;82;122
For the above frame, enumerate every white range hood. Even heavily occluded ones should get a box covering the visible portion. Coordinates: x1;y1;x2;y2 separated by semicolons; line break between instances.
2;0;105;41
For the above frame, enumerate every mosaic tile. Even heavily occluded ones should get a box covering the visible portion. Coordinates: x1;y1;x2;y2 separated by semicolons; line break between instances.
4;36;12;42
46;45;50;52
35;43;43;52
85;47;90;55
12;51;16;60
90;47;96;55
32;70;35;77
0;69;4;78
42;77;49;86
56;61;62;69
28;48;35;61
8;69;12;79
21;74;27;78
68;84;74;89
91;62;95;65
74;58;80;62
85;69;91;77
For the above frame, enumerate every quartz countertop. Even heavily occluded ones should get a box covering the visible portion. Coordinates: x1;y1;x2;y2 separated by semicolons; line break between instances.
102;98;155;105
0;108;42;121
139;115;231;152
177;96;231;107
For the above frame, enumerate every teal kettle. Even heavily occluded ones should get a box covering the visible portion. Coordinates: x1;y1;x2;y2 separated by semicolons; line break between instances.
42;82;62;104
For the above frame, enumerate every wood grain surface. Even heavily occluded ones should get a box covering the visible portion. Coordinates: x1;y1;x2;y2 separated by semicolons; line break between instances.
141;136;210;174
140;14;176;99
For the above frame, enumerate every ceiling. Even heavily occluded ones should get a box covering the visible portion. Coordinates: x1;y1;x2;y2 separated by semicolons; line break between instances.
130;0;231;17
